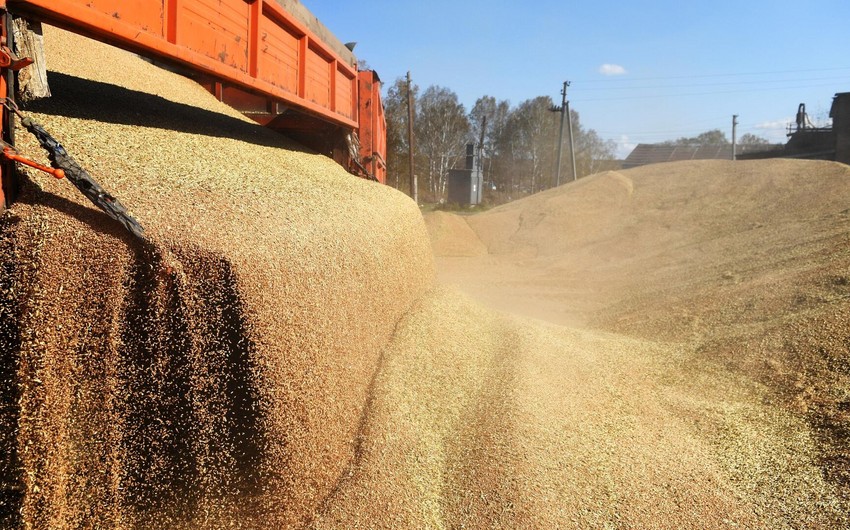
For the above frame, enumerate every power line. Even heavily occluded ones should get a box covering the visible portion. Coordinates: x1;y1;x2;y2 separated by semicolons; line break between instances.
572;81;845;103
573;66;850;84
597;117;795;136
570;75;850;92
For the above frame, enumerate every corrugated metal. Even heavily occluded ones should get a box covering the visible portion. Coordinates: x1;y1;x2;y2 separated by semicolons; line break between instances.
624;144;784;168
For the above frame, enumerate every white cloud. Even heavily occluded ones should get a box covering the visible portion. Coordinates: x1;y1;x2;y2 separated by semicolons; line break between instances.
754;118;791;131
754;117;793;142
616;135;637;159
599;64;627;76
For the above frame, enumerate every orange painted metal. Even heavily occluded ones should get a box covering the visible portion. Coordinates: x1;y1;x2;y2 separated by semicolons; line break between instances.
6;0;359;129
0;54;7;208
2;147;65;179
357;71;387;184
0;0;389;190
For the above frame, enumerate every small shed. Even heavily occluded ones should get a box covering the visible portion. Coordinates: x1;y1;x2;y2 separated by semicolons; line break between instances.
448;143;483;205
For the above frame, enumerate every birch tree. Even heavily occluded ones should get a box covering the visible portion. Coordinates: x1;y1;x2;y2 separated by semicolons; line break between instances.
507;96;557;193
415;85;470;199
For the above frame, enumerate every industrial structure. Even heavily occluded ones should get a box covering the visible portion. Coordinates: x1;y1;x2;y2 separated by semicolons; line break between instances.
624;92;850;168
0;0;388;210
447;143;483;206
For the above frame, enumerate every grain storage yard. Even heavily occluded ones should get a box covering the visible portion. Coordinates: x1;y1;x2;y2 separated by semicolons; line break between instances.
0;25;848;530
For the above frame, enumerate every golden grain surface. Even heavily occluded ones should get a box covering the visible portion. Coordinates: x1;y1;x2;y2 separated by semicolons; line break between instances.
427;164;850;528
0;25;848;530
1;26;433;529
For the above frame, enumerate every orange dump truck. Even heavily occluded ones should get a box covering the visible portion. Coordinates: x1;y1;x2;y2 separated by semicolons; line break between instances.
0;0;387;207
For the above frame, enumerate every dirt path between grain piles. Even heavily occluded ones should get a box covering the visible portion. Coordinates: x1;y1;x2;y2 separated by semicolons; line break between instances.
2;26;849;530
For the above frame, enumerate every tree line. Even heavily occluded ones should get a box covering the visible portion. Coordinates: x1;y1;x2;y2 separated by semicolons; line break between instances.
661;129;770;146
382;77;618;205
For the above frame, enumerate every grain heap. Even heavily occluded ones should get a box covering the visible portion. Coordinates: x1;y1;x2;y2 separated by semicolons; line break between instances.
2;23;849;530
422;210;487;257
0;26;433;528
425;162;850;527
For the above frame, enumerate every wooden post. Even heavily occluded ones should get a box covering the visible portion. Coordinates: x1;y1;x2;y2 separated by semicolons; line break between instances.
732;114;738;161
555;81;567;187
13;18;50;101
566;99;577;181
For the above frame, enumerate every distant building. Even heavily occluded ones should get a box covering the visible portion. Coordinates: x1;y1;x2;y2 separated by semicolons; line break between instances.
624;92;850;168
831;92;850;164
447;144;484;205
743;92;850;162
623;144;781;169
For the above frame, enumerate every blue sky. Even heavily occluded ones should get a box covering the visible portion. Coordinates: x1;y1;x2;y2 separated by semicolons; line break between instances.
306;0;850;158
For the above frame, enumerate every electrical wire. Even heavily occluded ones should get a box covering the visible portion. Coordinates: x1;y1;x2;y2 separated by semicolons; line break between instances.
574;66;850;84
572;81;845;103
570;75;850;92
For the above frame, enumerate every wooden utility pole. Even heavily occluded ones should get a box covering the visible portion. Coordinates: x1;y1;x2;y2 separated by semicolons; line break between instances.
406;71;417;203
478;114;487;191
554;81;567;187
566;89;577;181
732;114;738;161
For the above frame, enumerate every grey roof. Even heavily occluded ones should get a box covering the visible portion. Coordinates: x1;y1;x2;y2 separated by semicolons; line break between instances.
623;144;783;168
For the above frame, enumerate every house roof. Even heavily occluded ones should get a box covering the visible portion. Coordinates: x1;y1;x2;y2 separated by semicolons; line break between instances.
623;143;783;168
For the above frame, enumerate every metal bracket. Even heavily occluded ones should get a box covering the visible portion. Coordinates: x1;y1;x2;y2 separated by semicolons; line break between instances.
0;42;30;70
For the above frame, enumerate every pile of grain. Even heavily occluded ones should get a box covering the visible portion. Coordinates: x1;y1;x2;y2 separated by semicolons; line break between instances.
422;210;487;257
0;26;433;528
3;24;849;530
426;161;850;527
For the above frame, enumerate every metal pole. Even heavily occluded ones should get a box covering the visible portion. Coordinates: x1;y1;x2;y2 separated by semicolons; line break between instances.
0;11;15;209
406;71;417;203
555;81;567;187
732;114;738;161
566;99;577;181
478;114;487;193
